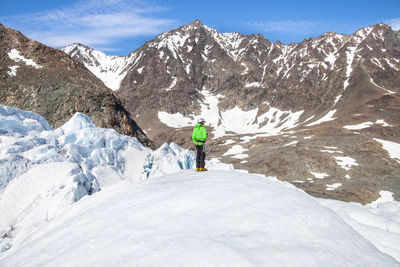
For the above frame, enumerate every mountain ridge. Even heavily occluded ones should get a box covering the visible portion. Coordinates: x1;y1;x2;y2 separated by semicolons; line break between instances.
0;23;154;148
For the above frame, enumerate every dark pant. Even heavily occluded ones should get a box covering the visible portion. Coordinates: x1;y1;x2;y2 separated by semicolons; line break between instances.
196;145;205;169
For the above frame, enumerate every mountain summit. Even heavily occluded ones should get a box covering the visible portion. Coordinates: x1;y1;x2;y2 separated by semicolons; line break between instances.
191;19;204;27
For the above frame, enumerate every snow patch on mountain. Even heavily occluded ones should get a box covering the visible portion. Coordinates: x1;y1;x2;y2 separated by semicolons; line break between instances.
164;77;177;91
158;93;304;138
370;78;396;94
223;144;248;156
374;138;400;163
7;49;42;69
157;111;193;128
7;49;42;77
344;119;392;130
334;156;358;170
326;183;342;190
7;66;19;77
306;110;337;126
310;172;329;179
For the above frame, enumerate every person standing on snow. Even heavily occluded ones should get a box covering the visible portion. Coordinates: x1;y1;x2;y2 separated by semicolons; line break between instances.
192;117;208;172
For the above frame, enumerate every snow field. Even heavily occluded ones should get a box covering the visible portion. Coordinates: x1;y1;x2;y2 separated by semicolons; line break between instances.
158;91;304;139
0;162;81;248
319;196;400;262
1;171;398;266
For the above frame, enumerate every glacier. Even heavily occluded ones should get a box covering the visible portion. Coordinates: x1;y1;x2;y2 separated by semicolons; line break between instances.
0;104;194;252
0;104;399;266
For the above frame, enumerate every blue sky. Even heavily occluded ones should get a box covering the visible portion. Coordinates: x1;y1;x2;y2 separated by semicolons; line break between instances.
1;0;399;56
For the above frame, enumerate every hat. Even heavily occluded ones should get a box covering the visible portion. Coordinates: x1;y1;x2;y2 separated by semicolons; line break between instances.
197;117;205;123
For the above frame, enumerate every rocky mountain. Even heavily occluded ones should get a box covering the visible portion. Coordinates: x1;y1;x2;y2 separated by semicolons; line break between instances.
0;23;153;147
64;20;400;203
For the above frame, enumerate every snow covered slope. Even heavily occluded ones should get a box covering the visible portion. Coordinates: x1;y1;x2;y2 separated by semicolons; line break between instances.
0;105;399;265
61;44;133;91
1;171;399;266
0;104;194;252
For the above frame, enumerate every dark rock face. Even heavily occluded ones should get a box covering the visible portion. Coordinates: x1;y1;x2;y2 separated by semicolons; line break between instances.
0;24;153;148
66;20;400;203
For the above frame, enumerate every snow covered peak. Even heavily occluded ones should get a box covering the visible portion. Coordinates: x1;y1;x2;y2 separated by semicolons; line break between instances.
183;19;215;33
147;20;249;61
61;43;92;55
61;44;131;91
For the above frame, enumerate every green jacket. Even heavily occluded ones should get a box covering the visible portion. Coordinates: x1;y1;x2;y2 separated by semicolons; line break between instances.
192;123;208;145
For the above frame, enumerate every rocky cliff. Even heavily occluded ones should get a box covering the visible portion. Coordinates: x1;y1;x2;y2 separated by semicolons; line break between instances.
0;24;152;147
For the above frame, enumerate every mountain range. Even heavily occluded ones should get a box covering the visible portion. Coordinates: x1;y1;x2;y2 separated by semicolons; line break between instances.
62;20;400;203
1;20;399;203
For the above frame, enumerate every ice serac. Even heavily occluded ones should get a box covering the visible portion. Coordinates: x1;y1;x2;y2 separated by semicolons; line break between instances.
0;105;191;253
142;142;196;179
0;24;152;148
0;104;52;135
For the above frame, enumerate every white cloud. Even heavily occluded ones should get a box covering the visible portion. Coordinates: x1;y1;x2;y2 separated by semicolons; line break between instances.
385;18;400;31
1;0;177;49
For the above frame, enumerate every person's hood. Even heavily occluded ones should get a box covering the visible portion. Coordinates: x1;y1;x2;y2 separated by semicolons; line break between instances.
194;123;204;128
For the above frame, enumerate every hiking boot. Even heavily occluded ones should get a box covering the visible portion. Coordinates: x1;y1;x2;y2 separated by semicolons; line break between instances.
196;168;201;172
201;168;208;171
